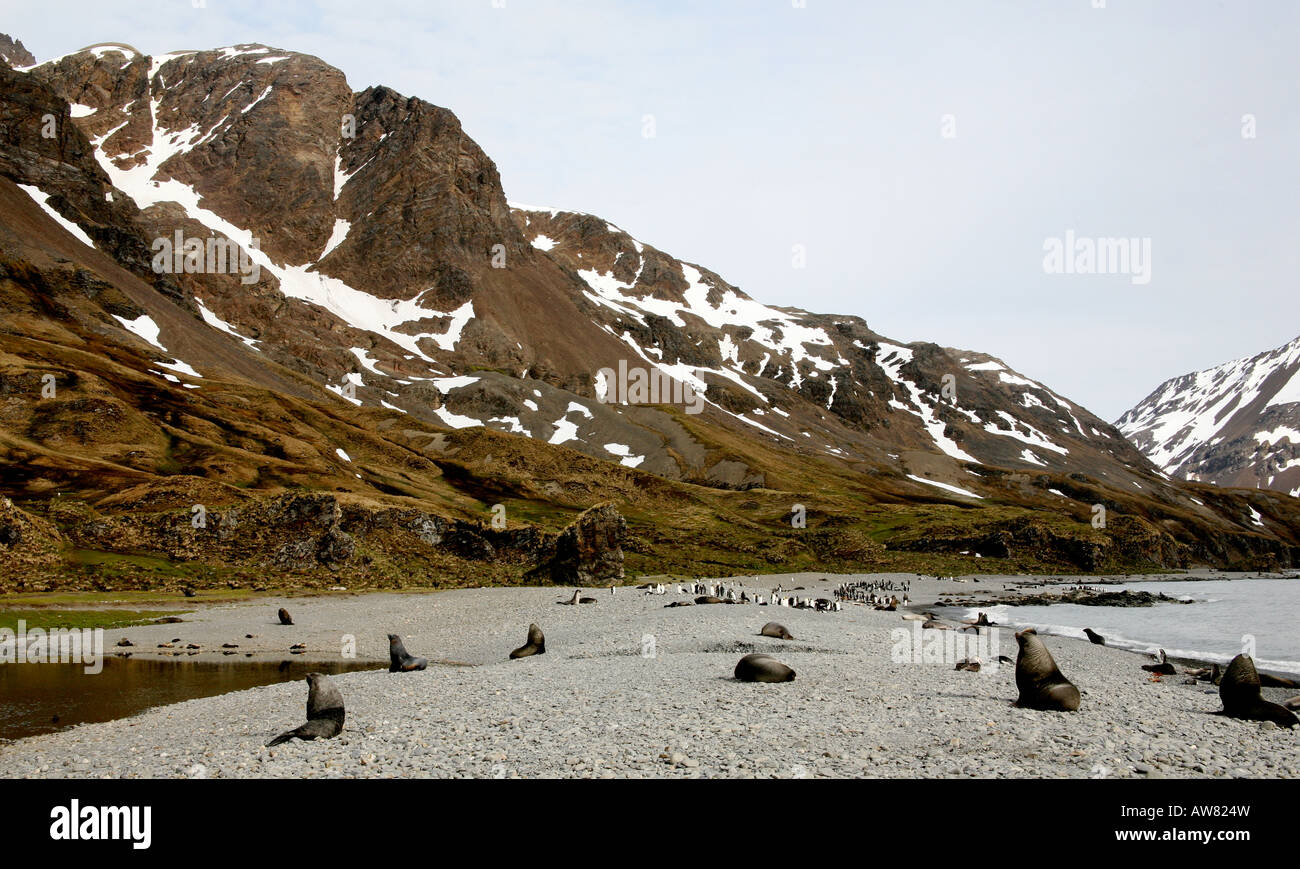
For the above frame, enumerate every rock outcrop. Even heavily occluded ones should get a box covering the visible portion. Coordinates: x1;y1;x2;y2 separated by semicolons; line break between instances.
529;503;626;585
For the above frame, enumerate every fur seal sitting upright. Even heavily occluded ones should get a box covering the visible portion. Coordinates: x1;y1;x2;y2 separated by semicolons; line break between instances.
1013;628;1080;712
266;673;345;746
1083;628;1106;646
734;653;796;683
387;634;428;672
509;624;546;659
760;622;794;640
278;608;294;626
1218;654;1299;728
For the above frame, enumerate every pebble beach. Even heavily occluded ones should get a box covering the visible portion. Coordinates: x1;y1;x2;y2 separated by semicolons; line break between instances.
2;572;1297;779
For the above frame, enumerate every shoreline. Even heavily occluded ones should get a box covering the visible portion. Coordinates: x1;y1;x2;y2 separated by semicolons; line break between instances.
920;576;1300;682
1;570;1296;778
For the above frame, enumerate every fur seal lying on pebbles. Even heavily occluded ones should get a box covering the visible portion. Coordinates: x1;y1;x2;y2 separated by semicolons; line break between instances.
388;634;428;672
1013;628;1080;712
760;622;794;640
558;590;598;605
1083;628;1106;646
1142;649;1177;675
695;596;725;605
734;653;796;683
1218;654;1299;728
266;673;345;747
509;624;546;659
664;601;693;608
278;608;294;626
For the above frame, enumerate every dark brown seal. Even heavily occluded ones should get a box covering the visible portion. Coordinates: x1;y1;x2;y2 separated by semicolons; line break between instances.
266;673;345;746
760;622;794;640
278;608;293;626
1083;628;1106;646
1218;654;1299;728
388;634;428;672
509;624;546;659
1142;649;1177;675
695;596;725;605
1013;628;1080;712
734;653;796;683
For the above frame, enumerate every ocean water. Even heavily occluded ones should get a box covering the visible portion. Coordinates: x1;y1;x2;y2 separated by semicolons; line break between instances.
943;578;1300;677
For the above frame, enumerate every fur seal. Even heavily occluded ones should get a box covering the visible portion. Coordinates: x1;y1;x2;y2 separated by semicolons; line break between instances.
664;600;694;608
760;622;794;640
734;653;796;683
388;634;428;672
1013;628;1081;712
1142;649;1177;675
955;658;981;672
1218;654;1299;727
695;596;725;605
278;608;294;626
509;624;546;659
266;673;345;746
1083;628;1106;646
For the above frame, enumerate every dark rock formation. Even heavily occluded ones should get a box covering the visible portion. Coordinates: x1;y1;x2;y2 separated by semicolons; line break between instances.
528;503;626;585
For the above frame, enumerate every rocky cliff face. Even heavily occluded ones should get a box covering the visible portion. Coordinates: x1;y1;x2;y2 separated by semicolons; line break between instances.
0;38;1296;587
1117;335;1300;497
0;34;35;69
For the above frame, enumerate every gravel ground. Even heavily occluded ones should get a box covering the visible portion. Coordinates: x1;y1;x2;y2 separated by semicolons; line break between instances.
1;572;1296;779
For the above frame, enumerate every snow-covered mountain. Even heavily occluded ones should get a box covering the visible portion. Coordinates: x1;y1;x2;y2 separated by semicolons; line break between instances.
2;36;1299;580
8;39;1163;497
1116;336;1300;496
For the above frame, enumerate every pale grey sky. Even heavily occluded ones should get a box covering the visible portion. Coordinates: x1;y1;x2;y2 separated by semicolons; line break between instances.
6;0;1298;420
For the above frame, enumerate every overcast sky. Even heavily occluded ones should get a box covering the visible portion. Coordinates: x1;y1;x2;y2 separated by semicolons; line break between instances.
6;0;1298;420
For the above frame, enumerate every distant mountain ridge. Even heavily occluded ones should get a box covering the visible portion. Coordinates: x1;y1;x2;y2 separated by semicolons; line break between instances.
1117;335;1300;497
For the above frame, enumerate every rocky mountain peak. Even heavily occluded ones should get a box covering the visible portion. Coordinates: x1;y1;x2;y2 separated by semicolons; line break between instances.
1117;335;1300;496
0;33;35;69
